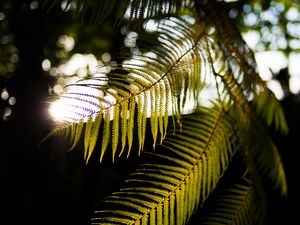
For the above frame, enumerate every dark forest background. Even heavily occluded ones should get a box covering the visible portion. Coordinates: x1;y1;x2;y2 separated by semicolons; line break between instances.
0;1;299;224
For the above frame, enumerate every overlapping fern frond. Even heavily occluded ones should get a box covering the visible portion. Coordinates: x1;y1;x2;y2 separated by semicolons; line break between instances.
206;44;287;195
200;5;288;195
204;2;288;134
206;38;287;195
50;17;209;162
91;105;238;225
45;1;289;224
193;160;267;225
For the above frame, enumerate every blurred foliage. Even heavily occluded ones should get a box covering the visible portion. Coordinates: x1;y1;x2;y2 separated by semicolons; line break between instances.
0;1;18;121
0;1;18;79
226;0;300;55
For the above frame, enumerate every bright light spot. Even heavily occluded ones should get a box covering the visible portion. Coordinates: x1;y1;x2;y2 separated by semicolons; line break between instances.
49;79;106;122
29;1;39;10
53;84;64;94
77;67;87;77
4;107;12;116
2;107;12;121
144;20;159;32
49;67;59;76
57;35;75;51
198;88;218;107
57;77;65;85
125;32;138;48
0;12;5;21
289;76;300;94
267;80;284;100
101;52;111;63
58;54;98;76
286;7;299;21
253;51;300;98
49;100;68;122
8;97;16;105
244;12;258;26
243;31;260;49
255;51;288;80
289;39;300;49
60;0;71;11
287;22;300;38
97;65;111;74
144;52;157;59
42;59;51;71
289;53;300;77
1;89;9;100
181;15;196;25
261;10;279;24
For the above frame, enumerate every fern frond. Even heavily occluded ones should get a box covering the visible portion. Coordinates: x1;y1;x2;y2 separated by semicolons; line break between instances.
50;17;208;161
203;1;288;134
194;161;267;225
252;91;288;134
244;121;288;196
91;104;238;225
203;1;262;93
199;6;288;195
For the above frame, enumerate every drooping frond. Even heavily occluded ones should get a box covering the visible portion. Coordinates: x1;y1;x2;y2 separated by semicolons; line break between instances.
196;4;288;195
91;105;238;224
243;119;288;196
50;17;209;162
211;58;288;195
203;1;263;93
252;91;288;134
202;1;288;134
194;160;267;225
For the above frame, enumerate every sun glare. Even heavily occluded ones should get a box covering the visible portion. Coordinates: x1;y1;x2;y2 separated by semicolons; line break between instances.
48;78;109;122
49;100;67;122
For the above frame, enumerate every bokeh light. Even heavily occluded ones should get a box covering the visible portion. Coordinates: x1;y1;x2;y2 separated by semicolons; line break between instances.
1;87;16;121
1;88;9;100
241;1;300;99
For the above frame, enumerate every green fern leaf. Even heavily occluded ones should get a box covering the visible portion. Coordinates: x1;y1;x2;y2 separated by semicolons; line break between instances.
246;126;288;196
252;91;288;134
202;14;288;195
112;104;120;161
100;109;111;162
193;162;267;225
49;17;207;162
85;112;102;163
91;105;238;224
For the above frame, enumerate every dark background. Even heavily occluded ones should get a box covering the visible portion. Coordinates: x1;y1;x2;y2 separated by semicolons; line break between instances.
0;1;298;224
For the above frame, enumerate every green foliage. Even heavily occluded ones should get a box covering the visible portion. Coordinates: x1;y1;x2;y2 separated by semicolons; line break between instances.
228;0;300;54
91;106;237;224
50;17;208;162
192;158;267;225
45;0;288;224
